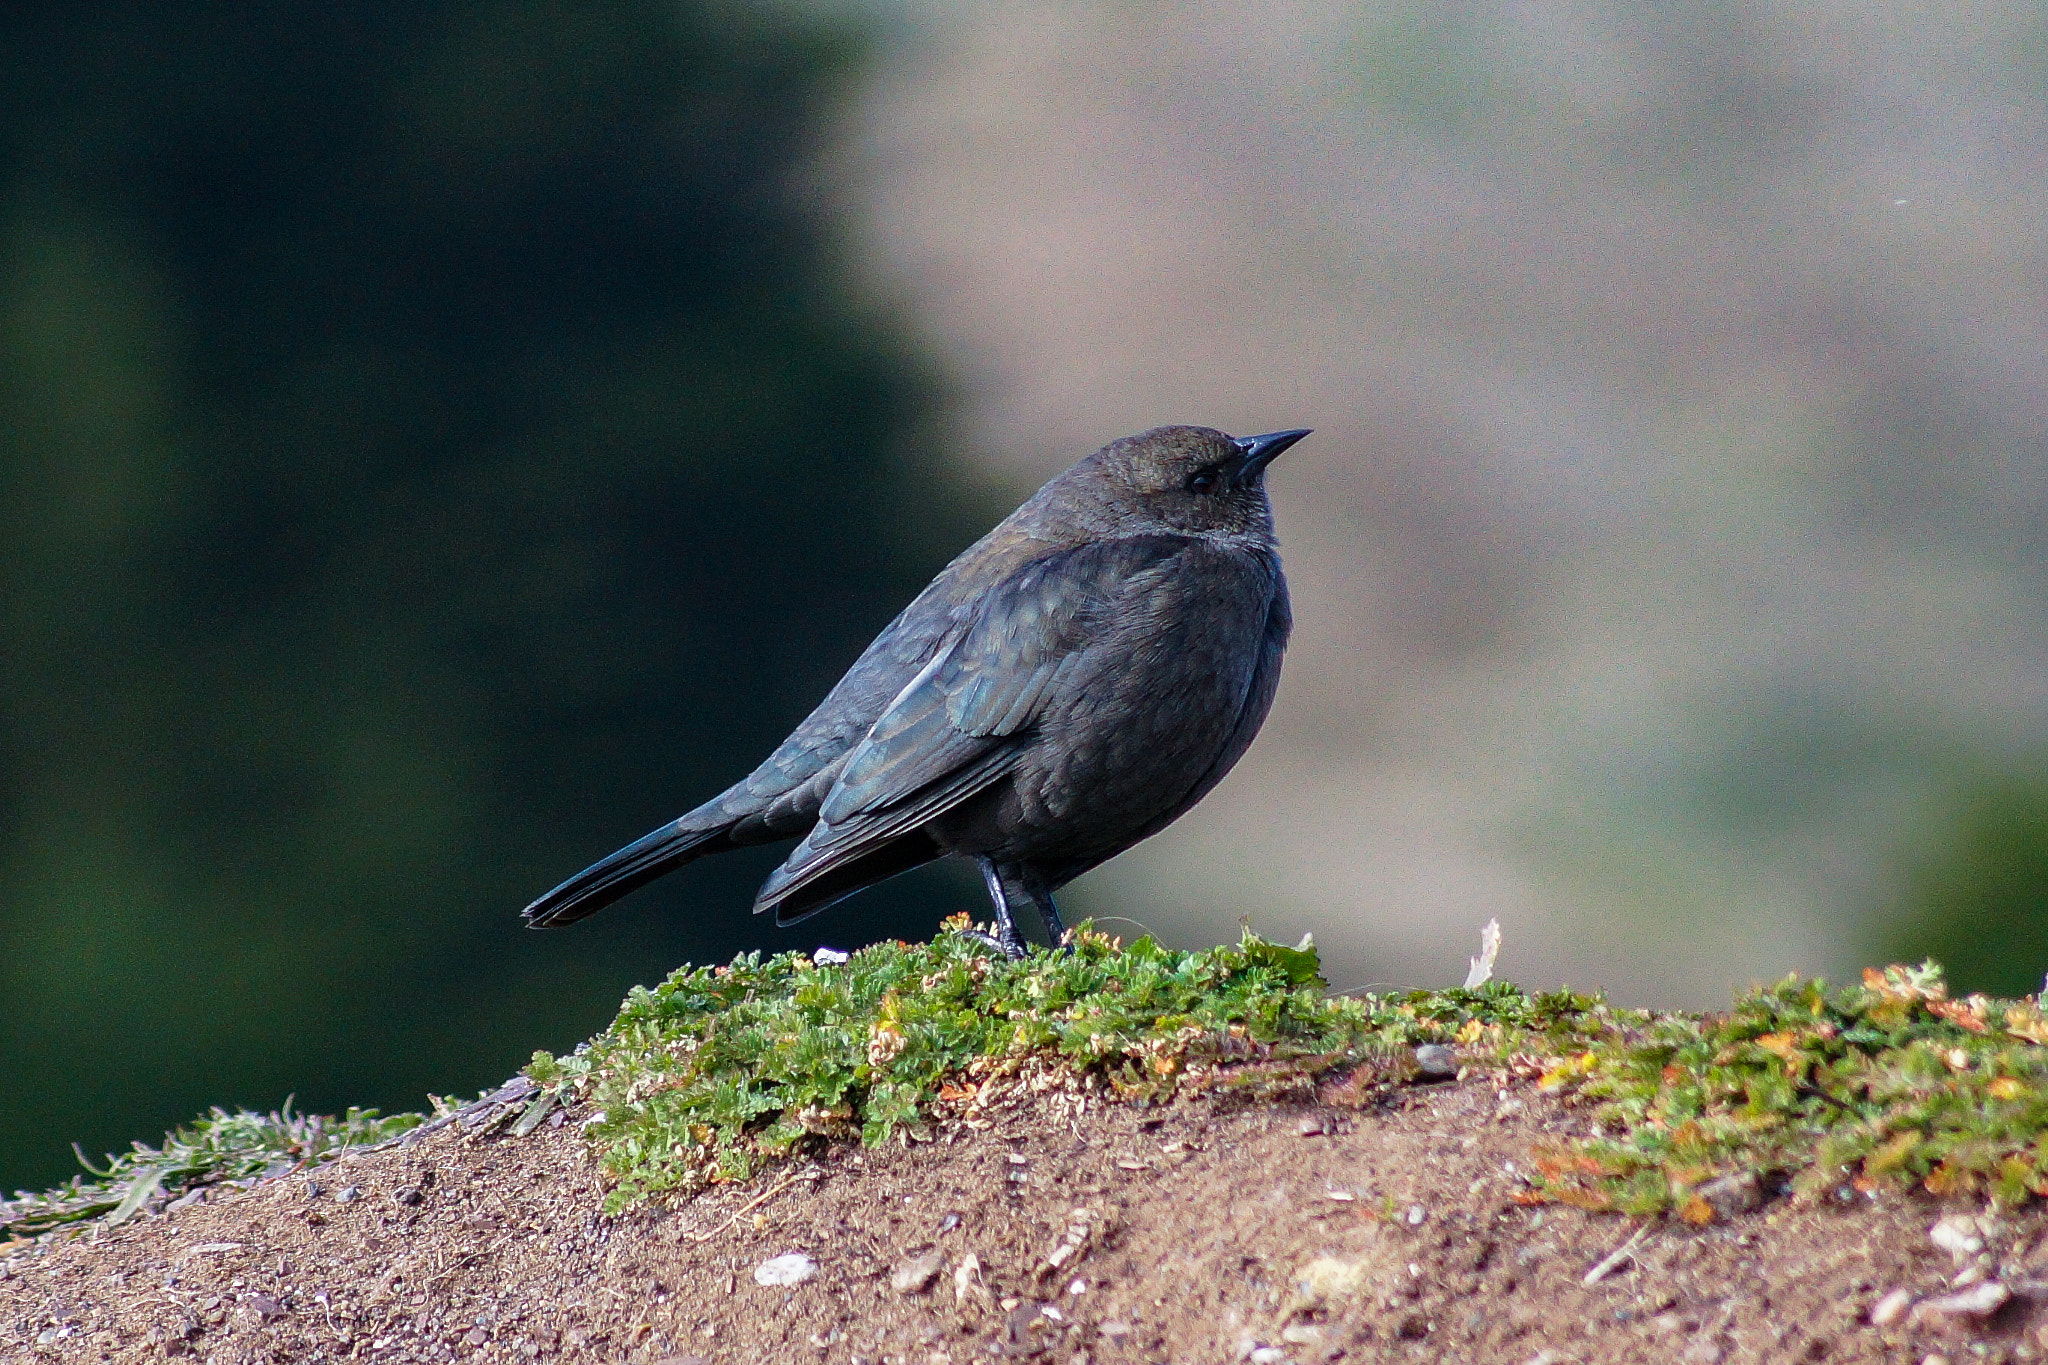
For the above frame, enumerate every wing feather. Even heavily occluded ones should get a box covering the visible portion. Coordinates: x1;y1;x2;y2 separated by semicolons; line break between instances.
753;536;1186;918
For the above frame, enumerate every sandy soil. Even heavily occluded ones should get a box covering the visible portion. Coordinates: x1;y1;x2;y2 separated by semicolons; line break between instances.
5;1074;2046;1365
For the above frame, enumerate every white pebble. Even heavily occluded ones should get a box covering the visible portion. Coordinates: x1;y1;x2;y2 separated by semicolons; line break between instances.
1911;1280;2008;1321
752;1252;818;1287
1868;1287;1913;1327
1928;1214;1983;1260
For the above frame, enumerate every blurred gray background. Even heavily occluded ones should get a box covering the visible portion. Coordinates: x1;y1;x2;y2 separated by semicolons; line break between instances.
841;0;2048;1005
4;0;2044;1192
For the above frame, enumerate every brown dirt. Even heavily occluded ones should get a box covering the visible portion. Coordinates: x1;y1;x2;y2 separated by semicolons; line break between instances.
6;1075;2048;1365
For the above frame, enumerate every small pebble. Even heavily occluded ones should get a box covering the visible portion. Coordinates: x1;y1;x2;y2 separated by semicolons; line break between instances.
1247;1348;1288;1365
890;1250;944;1295
1694;1171;1761;1217
752;1253;818;1287
1413;1044;1458;1079
1868;1288;1914;1327
1405;1204;1426;1226
1005;1302;1058;1348
1929;1215;1984;1260
953;1253;987;1307
1911;1280;2008;1322
1295;1115;1328;1137
335;1185;361;1204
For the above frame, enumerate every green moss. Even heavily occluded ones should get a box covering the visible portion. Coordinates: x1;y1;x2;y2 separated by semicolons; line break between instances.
528;918;1597;1211
22;928;2046;1240
1533;961;2048;1217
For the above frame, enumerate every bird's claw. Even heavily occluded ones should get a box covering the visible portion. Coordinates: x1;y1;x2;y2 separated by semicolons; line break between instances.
956;924;1028;960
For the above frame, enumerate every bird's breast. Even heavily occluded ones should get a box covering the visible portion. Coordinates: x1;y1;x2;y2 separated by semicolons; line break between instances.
1004;548;1281;846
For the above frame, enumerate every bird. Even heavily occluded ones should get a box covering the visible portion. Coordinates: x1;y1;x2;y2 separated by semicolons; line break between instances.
522;424;1309;956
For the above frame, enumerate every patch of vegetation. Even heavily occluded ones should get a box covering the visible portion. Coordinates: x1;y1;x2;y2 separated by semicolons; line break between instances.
22;928;2048;1241
1;1104;419;1239
527;917;1600;1211
1534;962;2048;1217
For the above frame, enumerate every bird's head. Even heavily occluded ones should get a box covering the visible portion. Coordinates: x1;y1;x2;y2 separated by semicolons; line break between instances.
1084;424;1310;543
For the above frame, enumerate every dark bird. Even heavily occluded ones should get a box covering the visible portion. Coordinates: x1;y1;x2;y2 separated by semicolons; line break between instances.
523;424;1309;955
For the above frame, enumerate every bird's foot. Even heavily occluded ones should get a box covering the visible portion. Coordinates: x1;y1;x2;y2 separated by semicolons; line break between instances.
956;923;1028;960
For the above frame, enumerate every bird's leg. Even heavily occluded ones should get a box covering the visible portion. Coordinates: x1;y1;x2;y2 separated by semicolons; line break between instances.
989;860;1072;952
999;864;1068;950
965;857;1029;959
1030;885;1067;948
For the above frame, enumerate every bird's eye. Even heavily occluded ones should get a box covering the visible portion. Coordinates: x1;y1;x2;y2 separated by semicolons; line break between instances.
1185;469;1220;495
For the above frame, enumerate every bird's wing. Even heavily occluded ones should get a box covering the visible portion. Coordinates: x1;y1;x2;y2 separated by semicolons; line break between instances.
823;536;1186;820
754;535;1187;917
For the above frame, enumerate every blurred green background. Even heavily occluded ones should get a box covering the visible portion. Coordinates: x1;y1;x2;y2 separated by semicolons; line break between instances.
4;0;2046;1194
0;0;996;1193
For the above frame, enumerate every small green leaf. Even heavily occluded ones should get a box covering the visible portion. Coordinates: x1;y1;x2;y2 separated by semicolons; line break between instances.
105;1166;164;1227
510;1090;557;1137
1240;929;1324;988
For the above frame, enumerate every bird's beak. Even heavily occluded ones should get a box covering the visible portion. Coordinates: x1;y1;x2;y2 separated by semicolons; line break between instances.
1233;428;1312;478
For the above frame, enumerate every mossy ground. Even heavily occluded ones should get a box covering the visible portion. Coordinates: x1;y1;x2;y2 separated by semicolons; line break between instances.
1537;960;2048;1218
524;916;1599;1211
10;920;2048;1242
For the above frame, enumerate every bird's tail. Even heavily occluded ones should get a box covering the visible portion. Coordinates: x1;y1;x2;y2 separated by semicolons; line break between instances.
521;819;726;928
